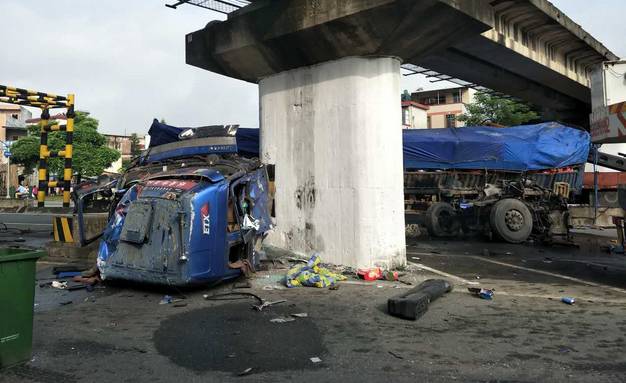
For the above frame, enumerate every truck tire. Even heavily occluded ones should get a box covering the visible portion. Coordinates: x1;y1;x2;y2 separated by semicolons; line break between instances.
425;202;460;237
489;198;532;244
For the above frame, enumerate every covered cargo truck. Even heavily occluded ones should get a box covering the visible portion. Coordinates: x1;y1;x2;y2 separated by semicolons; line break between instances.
403;122;591;243
86;120;271;286
204;122;591;244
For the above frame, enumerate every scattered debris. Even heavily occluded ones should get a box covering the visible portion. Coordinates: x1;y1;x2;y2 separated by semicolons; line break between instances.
561;297;575;305
52;265;87;274
233;280;252;289
383;270;399;281
203;292;264;307
237;367;253;376
51;281;67;290
357;267;382;281
291;313;308;318
543;257;553;264
56;271;82;278
388;351;404;359
387;279;453;320
411;257;421;261
468;287;494;300
228;260;255;278
285;253;346;288
160;295;173;305
270;316;296;324
72;275;101;286
59;300;73;306
310;357;322;363
252;299;287;312
262;285;285;291
66;284;89;291
329;284;340;290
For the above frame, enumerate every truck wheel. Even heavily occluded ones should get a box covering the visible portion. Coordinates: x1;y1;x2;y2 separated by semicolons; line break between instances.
425;202;460;237
490;199;532;244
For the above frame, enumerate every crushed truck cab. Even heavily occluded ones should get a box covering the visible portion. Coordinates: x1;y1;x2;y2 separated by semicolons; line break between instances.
95;121;271;286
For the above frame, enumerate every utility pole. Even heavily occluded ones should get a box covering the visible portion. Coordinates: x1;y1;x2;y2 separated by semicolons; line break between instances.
6;154;10;199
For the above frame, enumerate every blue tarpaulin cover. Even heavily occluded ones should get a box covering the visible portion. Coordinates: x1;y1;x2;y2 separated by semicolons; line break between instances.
403;123;590;171
235;128;262;158
148;119;185;148
148;120;590;171
147;119;259;158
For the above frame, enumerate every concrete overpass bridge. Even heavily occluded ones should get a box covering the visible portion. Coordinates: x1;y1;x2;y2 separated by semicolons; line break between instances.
184;0;618;268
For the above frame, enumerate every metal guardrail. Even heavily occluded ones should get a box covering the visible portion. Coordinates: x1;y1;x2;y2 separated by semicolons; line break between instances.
0;85;75;208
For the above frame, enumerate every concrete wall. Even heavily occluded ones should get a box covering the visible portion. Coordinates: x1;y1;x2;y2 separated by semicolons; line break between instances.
260;56;406;268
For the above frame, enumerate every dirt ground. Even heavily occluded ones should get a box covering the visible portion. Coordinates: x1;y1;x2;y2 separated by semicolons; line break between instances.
3;230;626;383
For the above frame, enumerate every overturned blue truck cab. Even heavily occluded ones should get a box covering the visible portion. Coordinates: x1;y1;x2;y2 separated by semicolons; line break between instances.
96;120;271;286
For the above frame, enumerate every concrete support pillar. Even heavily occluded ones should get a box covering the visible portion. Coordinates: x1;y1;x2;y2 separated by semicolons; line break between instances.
260;56;406;268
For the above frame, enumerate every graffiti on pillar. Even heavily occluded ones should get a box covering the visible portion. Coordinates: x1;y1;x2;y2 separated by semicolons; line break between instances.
295;177;316;210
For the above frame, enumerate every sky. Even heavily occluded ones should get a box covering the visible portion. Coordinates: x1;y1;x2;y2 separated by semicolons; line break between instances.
1;0;625;135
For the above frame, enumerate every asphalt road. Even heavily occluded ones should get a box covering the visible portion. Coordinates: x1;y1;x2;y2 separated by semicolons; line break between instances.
0;213;53;231
3;233;626;382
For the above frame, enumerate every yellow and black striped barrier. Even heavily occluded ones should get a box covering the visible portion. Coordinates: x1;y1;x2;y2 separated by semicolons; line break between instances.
52;216;74;243
0;84;75;208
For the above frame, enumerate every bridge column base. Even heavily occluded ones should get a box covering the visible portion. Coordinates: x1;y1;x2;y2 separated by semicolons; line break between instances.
260;56;406;269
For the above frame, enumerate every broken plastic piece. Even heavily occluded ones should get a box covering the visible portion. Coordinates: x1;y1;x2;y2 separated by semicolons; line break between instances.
51;281;67;290
242;214;260;230
56;271;82;278
357;267;382;281
237;367;253;376
159;295;173;305
561;297;575;305
310;357;322;363
468;287;494;300
252;299;286;312
270;316;296;323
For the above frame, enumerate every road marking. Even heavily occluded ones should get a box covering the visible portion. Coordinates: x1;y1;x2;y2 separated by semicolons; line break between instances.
471;256;626;295
484;290;626;304
405;253;479;285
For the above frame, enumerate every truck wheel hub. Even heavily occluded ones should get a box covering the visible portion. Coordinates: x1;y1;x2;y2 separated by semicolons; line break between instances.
504;210;524;231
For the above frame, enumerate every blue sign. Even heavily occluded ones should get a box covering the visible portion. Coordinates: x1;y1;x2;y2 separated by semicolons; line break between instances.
4;151;11;158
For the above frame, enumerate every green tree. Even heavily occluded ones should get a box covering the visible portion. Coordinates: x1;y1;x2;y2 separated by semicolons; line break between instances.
129;133;142;158
458;91;540;126
401;90;411;101
11;112;120;179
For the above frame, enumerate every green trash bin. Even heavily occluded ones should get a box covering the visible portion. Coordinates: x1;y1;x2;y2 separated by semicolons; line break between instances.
0;249;43;369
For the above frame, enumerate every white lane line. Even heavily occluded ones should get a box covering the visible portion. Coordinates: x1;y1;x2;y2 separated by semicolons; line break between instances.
471;256;626;295
408;263;479;286
487;290;626;304
407;251;479;285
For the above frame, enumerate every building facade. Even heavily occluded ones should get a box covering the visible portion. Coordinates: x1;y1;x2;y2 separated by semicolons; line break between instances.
401;101;429;129
0;104;32;161
104;134;147;173
411;86;476;129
